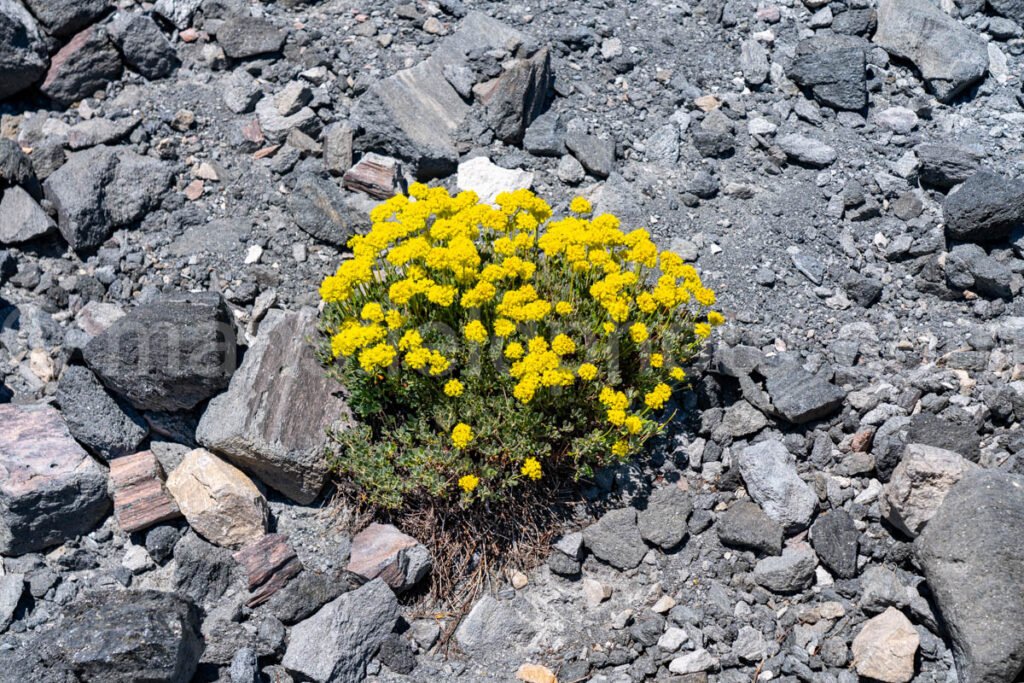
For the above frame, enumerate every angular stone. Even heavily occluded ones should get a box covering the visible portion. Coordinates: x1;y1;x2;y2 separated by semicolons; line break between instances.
788;45;866;111
717;500;783;556
915;471;1024;683
637;485;693;550
154;0;201;29
105;149;174;226
166;448;268;549
762;362;845;424
342;152;401;199
583;507;648;570
738;440;818;532
873;0;988;102
288;171;372;244
741;39;769;86
233;533;302;607
0;185;55;244
0;0;49;100
282;579;399;683
346;523;431;592
810;509;859;578
265;569;361;625
717;400;769;438
456;156;534;205
42;145;119;251
0;573;22;632
109;450;180;533
197;308;347;504
916;143;984;190
83;291;237;412
943;171;1024;243
753;546;818;593
40;25;124;107
21;0;108;38
217;16;286;59
880;443;979;538
111;14;179;80
523;109;566;157
255;95;318;142
9;590;203;683
323;122;354;175
777;133;837;168
172;531;236;605
565;119;615;179
476;47;553;144
455;594;536;653
56;364;148;461
0;403;109;556
852;607;919;683
668;648;718;674
990;0;1024;24
66;116;139;150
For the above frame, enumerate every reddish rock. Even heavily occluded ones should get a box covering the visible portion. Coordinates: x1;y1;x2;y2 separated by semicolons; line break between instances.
40;26;124;107
0;404;109;555
346;523;431;591
851;428;875;453
342;153;401;199
109;450;180;533
233;533;302;606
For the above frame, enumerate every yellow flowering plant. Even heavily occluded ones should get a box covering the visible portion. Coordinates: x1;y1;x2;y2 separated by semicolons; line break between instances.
319;185;721;510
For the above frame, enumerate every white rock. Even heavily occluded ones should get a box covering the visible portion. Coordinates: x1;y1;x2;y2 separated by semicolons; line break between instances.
669;648;718;674
582;577;611;608
122;544;153;574
456;157;534;205
874;106;918;134
658;627;689;652
244;245;264;264
852;607;920;683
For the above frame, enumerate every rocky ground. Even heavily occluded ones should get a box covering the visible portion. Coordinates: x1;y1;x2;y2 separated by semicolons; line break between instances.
2;0;1024;681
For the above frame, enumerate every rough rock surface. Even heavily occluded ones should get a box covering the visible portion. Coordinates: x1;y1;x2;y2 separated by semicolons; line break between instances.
346;523;431;592
55;364;148;461
852;607;920;683
0;0;49;100
880;443;979;538
737;440;818;532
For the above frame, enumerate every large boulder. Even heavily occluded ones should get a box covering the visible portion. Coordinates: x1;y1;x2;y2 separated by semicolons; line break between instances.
0;403;109;556
7;590;203;682
21;0;109;38
915;471;1024;683
872;0;988;102
0;0;49;100
40;25;124;106
56;364;148;461
879;443;979;538
197;308;349;504
737;439;818;532
282;579;399;683
943;171;1024;244
83;291;237;412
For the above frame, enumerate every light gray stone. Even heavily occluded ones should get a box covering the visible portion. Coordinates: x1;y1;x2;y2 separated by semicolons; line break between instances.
738;440;818;532
880;443;979;537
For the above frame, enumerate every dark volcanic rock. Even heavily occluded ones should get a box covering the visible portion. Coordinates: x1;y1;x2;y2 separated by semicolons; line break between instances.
40;25;124;106
8;590;203;683
583;507;648;570
288;172;372;245
637;485;692;549
478;47;554;144
21;0;109;38
83;291;237;412
0;403;110;556
111;14;179;80
217;16;287;59
943;171;1024;243
787;45;867;111
42;145;119;251
916;144;984;190
810;509;859;578
716;500;783;556
916;471;1024;683
173;532;238;605
0;0;49;100
762;362;845;424
906;414;980;462
565;120;615;178
56;364;148;461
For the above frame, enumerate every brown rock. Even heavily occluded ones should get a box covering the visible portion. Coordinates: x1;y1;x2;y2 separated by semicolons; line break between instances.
852;607;920;683
40;26;124;106
109;450;180;533
516;663;557;683
233;533;302;607
0;404;109;555
347;523;431;592
165;448;268;549
342;152;401;199
851;428;875;452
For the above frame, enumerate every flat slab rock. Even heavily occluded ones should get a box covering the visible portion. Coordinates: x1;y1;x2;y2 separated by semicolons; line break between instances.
109;450;181;533
0;403;109;556
346;523;431;592
197;308;348;504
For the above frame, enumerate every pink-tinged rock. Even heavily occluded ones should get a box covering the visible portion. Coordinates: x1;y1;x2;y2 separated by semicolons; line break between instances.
40;26;124;107
346;523;431;592
109;450;181;533
852;607;920;683
233;533;302;607
0;404;109;556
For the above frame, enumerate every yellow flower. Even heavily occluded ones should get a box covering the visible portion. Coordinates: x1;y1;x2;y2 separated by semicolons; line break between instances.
428;351;449;375
458;474;479;493
629;323;649;344
451;423;474;449
607;409;626;426
644;383;672;410
569;196;592;214
602;322;615;336
551;334;576;356
555;301;573;315
385;310;403;329
398;329;422;351
493;318;516;337
636;292;657;314
577;363;598;381
360;303;384;322
521;457;542;480
358;343;396;374
670;367;686;381
625;415;643;434
694;323;711;339
505;342;525;360
611;440;629;457
708;310;725;327
651;353;664;368
463;320;489;344
444;379;464;397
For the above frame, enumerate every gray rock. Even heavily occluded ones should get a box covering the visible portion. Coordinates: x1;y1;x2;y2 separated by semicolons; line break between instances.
282;579;399;683
740;39;769;86
737;440;818;532
873;0;988;102
565;119;615;179
523;109;566;157
638;486;693;549
916;471;1024;683
777;133;837;168
217;16;286;59
111;14;179;80
0;0;49;100
990;0;1024;24
66;117;139;150
0;403;109;556
21;0;108;38
787;46;866;111
377;633;417;674
916;144;984;190
288;172;372;244
860;565;909;614
323;122;354;175
479;47;553;144
0;185;55;244
583;507;649;570
222;69;261;114
810;509;859;578
717;500;783;555
943;171;1024;243
173;531;237;606
0;138;37;189
197;309;348;504
454;594;536;652
718;400;769;438
104;150;174;226
906;414;981;462
0;574;23;632
42;145;119;251
752;546;818;593
229;648;259;683
880;443;979;538
762;362;845;424
40;25;124;106
265;569;358;625
56;364;148;461
145;524;181;564
733;625;768;663
83;291;237;412
153;0;201;29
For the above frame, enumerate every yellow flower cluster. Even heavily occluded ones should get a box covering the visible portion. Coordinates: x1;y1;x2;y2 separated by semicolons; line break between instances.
320;186;721;504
